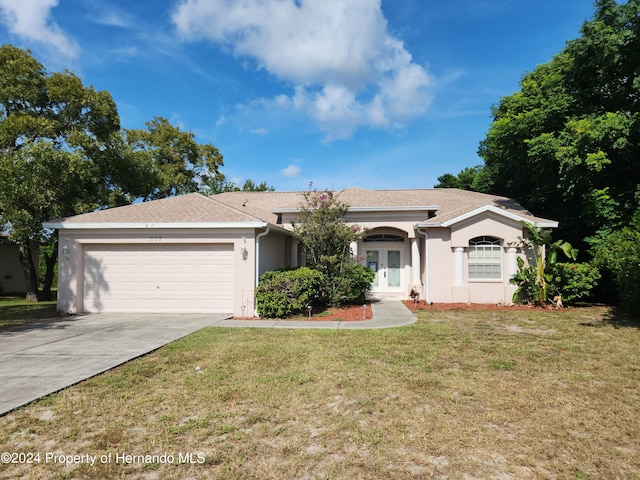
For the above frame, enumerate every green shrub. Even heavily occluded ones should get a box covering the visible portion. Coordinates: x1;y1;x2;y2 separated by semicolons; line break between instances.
548;262;601;304
316;260;375;307
255;268;324;318
593;212;640;313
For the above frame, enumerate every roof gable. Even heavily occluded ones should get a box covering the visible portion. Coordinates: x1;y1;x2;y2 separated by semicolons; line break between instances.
428;205;558;228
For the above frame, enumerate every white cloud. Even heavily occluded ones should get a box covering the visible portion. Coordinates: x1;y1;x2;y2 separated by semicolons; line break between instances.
172;0;433;140
281;164;302;177
84;2;135;28
0;0;78;57
250;127;268;135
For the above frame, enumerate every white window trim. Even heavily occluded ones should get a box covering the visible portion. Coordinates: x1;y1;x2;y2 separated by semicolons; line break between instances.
468;236;503;282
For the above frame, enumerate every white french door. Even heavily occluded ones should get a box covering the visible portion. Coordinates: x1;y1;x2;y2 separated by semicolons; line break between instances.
366;248;404;294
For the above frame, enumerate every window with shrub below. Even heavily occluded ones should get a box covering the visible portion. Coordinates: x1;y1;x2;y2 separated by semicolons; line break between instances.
468;236;502;280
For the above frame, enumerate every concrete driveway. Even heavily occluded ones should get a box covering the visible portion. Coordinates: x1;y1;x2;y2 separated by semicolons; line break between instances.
0;313;229;415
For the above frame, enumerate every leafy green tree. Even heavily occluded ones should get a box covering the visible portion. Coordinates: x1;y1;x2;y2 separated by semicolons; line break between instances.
0;46;261;301
593;206;640;313
435;165;493;192
0;45;147;301
203;175;275;195
123;117;273;199
123;116;224;201
478;0;640;251
292;187;374;306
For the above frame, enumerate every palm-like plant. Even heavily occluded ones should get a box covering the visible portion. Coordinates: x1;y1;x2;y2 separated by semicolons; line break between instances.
511;222;578;305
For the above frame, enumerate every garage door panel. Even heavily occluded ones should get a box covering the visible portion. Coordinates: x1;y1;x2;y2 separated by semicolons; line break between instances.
83;244;234;313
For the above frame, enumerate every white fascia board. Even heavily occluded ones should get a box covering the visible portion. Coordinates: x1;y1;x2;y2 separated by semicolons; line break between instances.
42;221;269;230
416;222;443;228
416;205;559;228
533;221;560;228
273;205;439;214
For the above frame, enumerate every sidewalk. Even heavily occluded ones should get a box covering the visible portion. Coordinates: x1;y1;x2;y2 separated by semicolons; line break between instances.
210;299;417;329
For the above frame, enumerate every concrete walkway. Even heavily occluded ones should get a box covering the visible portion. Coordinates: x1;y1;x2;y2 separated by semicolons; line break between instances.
0;300;415;415
211;298;417;329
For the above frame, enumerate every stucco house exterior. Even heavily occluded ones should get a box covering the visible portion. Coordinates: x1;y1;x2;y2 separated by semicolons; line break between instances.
43;187;557;317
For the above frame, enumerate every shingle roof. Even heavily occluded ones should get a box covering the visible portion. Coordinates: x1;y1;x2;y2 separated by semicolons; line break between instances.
49;193;263;224
46;188;556;227
213;187;555;226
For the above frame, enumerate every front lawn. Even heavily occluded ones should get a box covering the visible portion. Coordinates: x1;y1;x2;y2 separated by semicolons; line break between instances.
0;295;57;330
1;306;638;479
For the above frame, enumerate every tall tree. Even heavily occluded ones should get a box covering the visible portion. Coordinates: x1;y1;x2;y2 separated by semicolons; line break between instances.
202;174;275;195
434;165;493;192
123;117;224;201
0;45;146;301
477;0;640;250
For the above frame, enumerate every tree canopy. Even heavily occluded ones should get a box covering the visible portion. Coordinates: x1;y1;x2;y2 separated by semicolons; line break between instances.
492;0;638;246
436;1;640;310
0;45;142;299
123;116;224;201
442;0;640;253
0;45;272;301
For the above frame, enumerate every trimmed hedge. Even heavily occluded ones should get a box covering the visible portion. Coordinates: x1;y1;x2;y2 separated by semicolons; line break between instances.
255;268;324;318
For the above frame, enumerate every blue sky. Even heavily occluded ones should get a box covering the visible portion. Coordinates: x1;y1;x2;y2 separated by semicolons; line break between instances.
0;0;596;192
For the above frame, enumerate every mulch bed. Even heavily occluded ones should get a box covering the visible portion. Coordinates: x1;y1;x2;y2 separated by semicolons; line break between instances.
234;300;583;322
404;300;559;311
234;304;374;322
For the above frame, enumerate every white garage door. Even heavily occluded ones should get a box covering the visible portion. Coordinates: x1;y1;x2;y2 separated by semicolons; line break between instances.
83;244;234;313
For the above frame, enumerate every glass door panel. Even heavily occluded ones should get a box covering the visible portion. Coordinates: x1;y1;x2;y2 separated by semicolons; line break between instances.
387;250;401;287
367;250;379;287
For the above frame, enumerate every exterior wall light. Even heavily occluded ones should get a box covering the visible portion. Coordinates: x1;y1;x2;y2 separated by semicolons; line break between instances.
62;244;70;260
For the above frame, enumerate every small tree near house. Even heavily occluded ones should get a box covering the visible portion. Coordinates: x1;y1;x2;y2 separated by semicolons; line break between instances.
511;222;579;306
291;186;375;307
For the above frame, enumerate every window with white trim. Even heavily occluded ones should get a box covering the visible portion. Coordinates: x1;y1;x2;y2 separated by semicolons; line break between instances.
468;236;502;280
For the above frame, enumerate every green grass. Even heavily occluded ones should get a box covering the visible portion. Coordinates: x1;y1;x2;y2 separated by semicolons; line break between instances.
1;306;639;479
0;294;58;330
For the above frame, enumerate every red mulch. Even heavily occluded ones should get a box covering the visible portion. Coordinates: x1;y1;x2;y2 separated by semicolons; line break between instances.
234;304;374;322
404;300;556;311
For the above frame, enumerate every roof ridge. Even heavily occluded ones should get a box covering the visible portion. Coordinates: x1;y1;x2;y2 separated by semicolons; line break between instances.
206;194;273;223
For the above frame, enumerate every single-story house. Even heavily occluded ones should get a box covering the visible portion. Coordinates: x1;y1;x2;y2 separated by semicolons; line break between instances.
43;187;557;317
0;234;39;295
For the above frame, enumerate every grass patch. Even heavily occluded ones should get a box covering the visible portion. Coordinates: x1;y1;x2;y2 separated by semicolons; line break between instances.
0;295;57;330
1;306;639;478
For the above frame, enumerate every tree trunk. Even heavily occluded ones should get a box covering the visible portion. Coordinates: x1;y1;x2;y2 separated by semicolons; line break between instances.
18;241;39;302
42;239;58;301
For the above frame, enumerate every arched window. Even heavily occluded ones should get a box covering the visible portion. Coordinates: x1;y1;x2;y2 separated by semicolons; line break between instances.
363;234;405;243
468;236;502;280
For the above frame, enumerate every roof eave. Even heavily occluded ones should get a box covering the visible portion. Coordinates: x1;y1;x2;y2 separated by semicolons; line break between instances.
43;221;270;230
416;205;559;229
